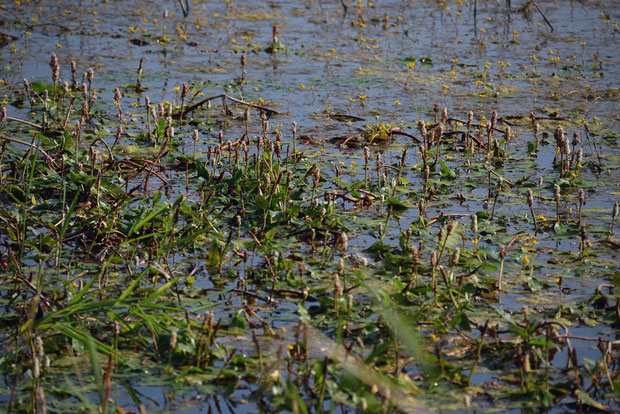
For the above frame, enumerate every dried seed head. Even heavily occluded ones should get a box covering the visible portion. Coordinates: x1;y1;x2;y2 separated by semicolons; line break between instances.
452;249;460;265
491;110;497;129
244;107;250;124
71;60;77;77
612;202;619;220
49;53;59;82
63;81;69;94
430;251;437;268
292;120;297;135
145;95;151;107
424;165;430;181
577;148;583;165
36;337;44;358
553;184;561;204
554;126;565;147
193;129;199;143
340;232;348;253
579;188;585;205
338;257;345;275
236;215;242;227
1;106;6;124
538;176;544;187
563;138;571;155
442;107;448;124
527;189;534;207
580;222;587;240
181;82;189;101
334;273;342;295
411;246;419;263
23;78;29;89
467;111;473;128
364;146;370;162
272;24;279;44
33;356;40;379
504;126;511;142
499;245;506;259
86;67;94;83
114;87;121;103
82;83;88;100
169;332;178;351
417;120;427;139
572;131;580;147
241;53;247;66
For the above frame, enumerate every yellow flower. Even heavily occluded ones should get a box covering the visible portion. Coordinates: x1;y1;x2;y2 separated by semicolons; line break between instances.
538;215;546;222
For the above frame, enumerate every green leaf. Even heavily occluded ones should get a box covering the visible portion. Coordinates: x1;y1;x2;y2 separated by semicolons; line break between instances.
553;222;566;235
438;159;456;179
387;196;408;210
206;240;222;272
229;309;246;333
255;194;269;210
152;190;162;204
298;303;311;323
575;390;609;410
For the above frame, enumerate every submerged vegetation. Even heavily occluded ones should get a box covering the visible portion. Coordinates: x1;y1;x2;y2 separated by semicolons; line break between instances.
0;0;618;413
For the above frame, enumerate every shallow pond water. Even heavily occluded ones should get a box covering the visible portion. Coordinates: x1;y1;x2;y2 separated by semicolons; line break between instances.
0;0;619;413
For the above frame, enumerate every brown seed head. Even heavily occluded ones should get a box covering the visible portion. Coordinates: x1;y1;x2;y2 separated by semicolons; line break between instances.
527;189;534;207
181;82;189;101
